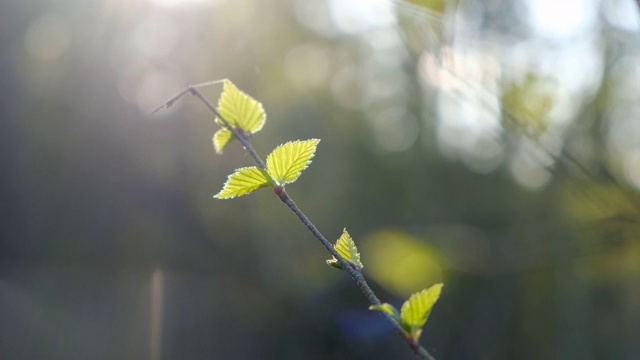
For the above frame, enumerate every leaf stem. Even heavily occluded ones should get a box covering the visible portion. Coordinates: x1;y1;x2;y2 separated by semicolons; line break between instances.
189;87;268;170
156;85;268;170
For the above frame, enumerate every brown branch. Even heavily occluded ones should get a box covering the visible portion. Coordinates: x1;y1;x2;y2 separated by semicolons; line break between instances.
155;84;436;360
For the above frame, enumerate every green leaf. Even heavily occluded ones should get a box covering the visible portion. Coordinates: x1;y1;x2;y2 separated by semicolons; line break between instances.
213;128;234;154
400;283;444;340
326;228;363;270
326;260;344;270
214;167;273;199
266;139;320;185
369;303;402;324
214;79;266;152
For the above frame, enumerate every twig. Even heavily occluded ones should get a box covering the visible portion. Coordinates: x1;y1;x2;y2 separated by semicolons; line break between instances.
154;83;267;170
156;84;436;360
276;188;434;360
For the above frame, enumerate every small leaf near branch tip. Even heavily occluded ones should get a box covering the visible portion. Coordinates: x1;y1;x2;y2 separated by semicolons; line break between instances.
326;259;344;270
212;79;266;153
216;79;266;133
326;228;363;271
213;128;235;154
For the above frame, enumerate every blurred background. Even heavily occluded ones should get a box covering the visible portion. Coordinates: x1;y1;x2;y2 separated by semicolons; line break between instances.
2;0;640;358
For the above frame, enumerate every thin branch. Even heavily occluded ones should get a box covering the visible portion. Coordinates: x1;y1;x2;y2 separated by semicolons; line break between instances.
155;86;435;360
277;189;433;360
154;84;267;170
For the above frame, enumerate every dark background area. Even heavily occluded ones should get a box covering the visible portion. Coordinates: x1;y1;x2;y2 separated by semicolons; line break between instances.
2;0;640;359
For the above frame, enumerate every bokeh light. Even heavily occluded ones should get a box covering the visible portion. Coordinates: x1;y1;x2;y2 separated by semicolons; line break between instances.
364;230;445;297
24;14;70;62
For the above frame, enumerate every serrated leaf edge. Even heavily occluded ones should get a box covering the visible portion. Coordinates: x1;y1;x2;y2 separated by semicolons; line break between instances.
266;139;320;185
213;128;235;154
214;166;273;199
216;79;266;134
400;283;444;339
326;228;363;270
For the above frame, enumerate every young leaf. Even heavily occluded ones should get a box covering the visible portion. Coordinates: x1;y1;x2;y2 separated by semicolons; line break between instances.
214;167;273;199
400;283;444;340
213;128;234;154
369;303;402;324
266;139;320;185
326;228;363;270
215;79;266;152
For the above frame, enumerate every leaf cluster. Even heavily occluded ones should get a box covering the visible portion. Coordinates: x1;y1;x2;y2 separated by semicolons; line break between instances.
159;79;443;358
212;80;320;199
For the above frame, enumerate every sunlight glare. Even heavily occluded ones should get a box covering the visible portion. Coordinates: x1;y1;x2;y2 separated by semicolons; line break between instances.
525;0;596;38
603;0;640;32
329;0;396;34
148;0;215;8
131;14;179;59
135;68;185;114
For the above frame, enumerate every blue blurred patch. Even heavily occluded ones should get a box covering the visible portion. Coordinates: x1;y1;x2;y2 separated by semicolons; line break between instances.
334;307;395;341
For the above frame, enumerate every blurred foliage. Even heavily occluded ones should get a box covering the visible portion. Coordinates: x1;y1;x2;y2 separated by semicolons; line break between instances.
502;73;556;136
562;181;640;281
403;0;454;14
2;0;640;359
363;230;445;297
